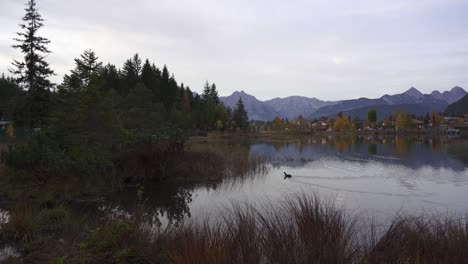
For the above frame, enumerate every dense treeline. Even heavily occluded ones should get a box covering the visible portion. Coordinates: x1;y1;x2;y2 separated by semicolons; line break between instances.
1;50;249;133
0;0;249;134
0;0;250;184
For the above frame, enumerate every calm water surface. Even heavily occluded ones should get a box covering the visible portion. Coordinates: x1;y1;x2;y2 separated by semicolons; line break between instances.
108;135;468;224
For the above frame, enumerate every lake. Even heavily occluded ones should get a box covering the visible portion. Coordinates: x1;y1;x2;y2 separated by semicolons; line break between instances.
101;134;468;226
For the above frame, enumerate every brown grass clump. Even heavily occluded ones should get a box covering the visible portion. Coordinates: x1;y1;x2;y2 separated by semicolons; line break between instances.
164;194;361;264
163;195;468;264
364;213;468;263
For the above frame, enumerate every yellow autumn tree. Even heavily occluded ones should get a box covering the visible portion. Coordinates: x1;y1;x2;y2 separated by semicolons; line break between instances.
216;120;223;130
182;94;191;113
6;122;15;138
429;112;443;127
270;117;286;131
334;116;354;131
395;112;414;131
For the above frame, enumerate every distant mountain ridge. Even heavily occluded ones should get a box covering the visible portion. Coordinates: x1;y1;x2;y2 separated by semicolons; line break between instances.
221;91;279;121
264;96;336;119
220;87;467;121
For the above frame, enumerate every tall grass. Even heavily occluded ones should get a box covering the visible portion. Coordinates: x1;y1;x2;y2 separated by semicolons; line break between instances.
163;194;468;264
164;194;361;264
2;195;468;263
365;213;468;263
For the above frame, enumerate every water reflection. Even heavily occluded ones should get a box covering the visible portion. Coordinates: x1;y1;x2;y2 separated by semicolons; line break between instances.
98;135;468;226
252;135;468;170
107;184;193;226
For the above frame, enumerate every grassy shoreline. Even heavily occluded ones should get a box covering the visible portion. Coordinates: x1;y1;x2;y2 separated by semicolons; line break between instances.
1;194;467;263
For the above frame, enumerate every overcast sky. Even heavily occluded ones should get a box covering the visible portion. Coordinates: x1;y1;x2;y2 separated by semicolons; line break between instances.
1;0;468;100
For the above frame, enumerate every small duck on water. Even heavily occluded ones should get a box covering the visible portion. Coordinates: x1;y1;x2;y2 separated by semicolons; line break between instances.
284;172;292;179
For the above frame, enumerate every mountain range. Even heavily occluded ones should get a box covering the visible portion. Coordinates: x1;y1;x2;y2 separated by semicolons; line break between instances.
220;87;467;121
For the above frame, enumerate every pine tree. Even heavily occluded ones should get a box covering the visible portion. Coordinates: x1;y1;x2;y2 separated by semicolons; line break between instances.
161;65;170;82
151;63;161;78
122;53;142;88
202;81;211;102
100;63;121;93
64;49;102;90
141;61;162;99
141;59;153;89
233;97;249;131
210;83;220;105
367;109;377;123
159;65;178;110
11;0;54;127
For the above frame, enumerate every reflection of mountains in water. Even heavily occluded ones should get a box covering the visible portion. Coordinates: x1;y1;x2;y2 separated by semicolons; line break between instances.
249;137;468;171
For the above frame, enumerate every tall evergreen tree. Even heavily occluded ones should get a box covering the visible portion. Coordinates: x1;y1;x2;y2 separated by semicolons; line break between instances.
159;65;178;110
141;59;154;89
210;83;220;105
122;53;142;89
161;65;170;82
63;49;102;90
141;60;162;99
233;97;249;131
202;81;211;102
11;0;54;127
100;63;121;93
367;109;377;123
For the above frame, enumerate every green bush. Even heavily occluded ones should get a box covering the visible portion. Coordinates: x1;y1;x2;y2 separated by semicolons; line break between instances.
0;204;69;244
77;219;157;263
1;132;67;176
0;132;112;178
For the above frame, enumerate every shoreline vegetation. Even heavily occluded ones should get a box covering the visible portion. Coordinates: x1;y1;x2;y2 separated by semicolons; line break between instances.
188;129;467;144
1;194;467;263
2;135;468;262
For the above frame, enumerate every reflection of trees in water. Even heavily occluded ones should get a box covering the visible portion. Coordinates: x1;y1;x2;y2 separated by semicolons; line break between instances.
331;136;353;153
99;142;270;226
103;184;193;226
368;144;377;155
394;136;414;156
251;134;468;170
447;141;468;165
98;135;467;227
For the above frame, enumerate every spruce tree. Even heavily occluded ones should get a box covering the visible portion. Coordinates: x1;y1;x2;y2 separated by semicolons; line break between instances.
233;97;249;131
160;65;170;105
210;83;220;105
202;81;211;102
141;59;154;88
11;0;54;128
367;109;377;123
122;53;142;88
159;65;177;110
101;63;121;93
64;49;102;90
161;65;170;82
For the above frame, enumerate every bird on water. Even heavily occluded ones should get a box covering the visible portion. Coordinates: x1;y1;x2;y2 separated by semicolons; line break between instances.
284;172;292;179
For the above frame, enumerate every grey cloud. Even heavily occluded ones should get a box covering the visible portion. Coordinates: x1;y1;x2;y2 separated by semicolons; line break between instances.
1;0;467;100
